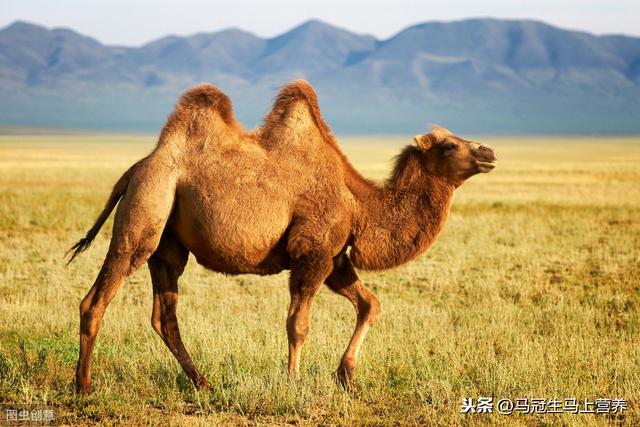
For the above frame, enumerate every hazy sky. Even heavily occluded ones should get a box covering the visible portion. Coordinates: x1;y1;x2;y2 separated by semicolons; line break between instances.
2;0;638;46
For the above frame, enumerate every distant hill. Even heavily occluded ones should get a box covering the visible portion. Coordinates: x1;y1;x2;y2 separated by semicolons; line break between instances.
1;19;639;133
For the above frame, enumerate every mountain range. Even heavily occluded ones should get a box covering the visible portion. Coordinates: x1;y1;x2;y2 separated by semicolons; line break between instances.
1;19;639;133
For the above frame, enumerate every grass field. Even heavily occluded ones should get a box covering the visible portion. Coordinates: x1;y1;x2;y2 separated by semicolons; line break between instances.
0;133;639;426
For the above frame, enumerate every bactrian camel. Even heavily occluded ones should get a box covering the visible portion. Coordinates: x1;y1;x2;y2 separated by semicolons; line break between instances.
68;80;497;394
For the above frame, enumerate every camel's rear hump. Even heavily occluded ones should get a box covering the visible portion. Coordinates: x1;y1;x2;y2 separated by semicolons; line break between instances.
260;80;337;153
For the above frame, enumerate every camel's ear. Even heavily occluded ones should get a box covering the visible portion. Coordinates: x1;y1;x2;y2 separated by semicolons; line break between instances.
414;134;434;150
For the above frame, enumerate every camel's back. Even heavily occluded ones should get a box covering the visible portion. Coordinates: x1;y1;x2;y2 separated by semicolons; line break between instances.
161;80;351;202
152;82;355;271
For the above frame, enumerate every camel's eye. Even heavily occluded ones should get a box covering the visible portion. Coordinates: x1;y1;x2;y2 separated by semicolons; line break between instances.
442;143;457;151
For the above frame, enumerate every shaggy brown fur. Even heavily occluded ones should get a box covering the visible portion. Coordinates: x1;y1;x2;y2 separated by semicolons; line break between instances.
69;80;496;394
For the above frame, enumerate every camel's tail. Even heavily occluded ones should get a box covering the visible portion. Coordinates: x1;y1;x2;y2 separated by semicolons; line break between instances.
66;160;142;264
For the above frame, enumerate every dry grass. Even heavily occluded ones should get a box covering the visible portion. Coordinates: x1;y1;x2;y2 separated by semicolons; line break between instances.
0;134;639;426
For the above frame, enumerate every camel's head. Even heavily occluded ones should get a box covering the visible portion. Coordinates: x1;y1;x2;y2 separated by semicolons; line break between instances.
414;126;496;185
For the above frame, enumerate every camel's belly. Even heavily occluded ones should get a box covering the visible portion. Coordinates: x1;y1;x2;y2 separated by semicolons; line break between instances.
169;184;292;274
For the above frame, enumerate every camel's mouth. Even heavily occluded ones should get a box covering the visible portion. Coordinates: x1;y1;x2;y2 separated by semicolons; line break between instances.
476;160;496;173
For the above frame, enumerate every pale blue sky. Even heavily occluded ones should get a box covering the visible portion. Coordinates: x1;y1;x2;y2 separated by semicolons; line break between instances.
2;0;638;46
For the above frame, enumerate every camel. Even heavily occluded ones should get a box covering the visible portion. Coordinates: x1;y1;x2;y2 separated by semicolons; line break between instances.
68;80;496;394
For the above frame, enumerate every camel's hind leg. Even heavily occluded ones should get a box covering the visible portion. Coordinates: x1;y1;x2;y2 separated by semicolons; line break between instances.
325;254;381;389
149;232;210;390
76;165;176;394
76;256;128;394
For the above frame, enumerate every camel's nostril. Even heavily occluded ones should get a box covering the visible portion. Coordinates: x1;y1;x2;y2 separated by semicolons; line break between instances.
479;145;494;154
479;145;497;161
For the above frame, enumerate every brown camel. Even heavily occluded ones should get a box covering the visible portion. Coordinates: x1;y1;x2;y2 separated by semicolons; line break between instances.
68;80;496;394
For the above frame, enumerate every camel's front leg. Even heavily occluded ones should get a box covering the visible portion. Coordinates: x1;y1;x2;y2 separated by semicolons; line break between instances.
286;254;333;374
325;254;381;388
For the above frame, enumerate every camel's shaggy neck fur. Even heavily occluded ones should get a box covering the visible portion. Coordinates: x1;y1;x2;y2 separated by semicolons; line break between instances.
272;91;458;271
343;146;454;270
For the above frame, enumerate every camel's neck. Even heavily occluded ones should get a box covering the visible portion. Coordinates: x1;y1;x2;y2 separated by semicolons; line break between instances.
347;147;455;270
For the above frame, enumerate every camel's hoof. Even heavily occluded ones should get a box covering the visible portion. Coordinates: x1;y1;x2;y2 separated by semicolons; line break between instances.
333;366;355;391
76;383;92;395
195;376;211;391
286;368;301;381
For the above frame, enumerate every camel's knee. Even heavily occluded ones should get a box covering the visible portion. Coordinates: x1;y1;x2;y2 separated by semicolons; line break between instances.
106;243;154;277
110;228;161;277
287;324;308;344
78;265;124;335
359;291;381;326
79;288;101;332
287;316;310;344
79;302;103;336
79;294;93;317
127;245;155;275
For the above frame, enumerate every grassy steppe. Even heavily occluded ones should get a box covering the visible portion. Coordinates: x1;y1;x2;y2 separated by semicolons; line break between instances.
0;134;639;426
